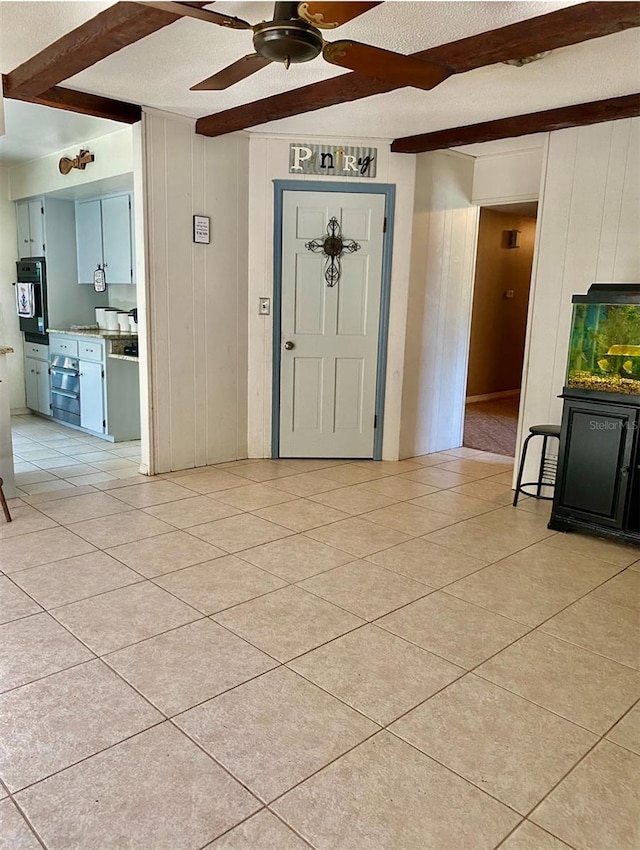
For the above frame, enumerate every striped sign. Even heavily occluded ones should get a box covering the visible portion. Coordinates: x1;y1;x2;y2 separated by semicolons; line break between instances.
289;144;377;177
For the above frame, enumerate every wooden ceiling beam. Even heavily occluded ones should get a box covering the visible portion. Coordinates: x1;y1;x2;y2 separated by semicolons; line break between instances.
5;1;209;99
390;94;640;153
2;75;142;124
196;2;640;137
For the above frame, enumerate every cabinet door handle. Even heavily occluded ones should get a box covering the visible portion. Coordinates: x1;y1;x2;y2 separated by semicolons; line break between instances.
621;466;630;476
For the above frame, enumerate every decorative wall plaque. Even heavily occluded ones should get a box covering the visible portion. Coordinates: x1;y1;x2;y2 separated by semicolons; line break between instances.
289;144;377;177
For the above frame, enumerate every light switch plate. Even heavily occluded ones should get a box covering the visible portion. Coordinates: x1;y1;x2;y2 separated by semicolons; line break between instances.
259;297;270;315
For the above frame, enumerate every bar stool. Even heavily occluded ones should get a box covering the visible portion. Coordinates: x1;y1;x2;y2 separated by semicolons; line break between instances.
513;424;561;507
0;477;12;523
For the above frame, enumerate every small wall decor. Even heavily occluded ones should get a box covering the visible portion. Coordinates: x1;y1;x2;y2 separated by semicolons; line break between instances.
290;143;377;177
193;215;210;244
58;149;94;175
305;216;361;287
504;229;521;249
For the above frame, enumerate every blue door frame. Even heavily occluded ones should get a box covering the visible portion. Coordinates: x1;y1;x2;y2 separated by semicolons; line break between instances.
272;179;396;460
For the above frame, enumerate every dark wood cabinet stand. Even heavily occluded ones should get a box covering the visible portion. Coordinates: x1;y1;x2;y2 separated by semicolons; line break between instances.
549;390;640;545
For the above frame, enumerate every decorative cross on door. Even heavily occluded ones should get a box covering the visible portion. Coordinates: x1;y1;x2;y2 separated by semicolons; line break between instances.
304;216;361;287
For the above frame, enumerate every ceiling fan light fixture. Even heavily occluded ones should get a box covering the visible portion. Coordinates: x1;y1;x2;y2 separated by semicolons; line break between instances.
503;51;551;67
253;19;324;64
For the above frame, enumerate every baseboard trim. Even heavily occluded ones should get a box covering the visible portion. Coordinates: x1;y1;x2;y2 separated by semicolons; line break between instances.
10;408;30;416
466;390;520;404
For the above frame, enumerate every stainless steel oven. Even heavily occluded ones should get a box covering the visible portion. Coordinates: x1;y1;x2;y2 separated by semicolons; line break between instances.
50;354;80;426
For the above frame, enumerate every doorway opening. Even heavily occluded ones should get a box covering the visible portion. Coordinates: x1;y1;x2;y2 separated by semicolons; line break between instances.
463;202;538;456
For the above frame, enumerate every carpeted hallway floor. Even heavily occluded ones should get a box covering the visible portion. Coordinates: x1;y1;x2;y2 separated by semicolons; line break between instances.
464;395;520;457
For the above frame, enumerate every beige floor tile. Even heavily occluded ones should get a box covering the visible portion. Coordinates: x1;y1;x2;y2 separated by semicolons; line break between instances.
607;703;640;755
171;469;248;494
274;458;346;473
356;476;440;500
224;461;299;483
176;667;376;802
214;483;296;511
213;586;364;662
142;495;243;528
289;624;462;725
105;619;276;717
451;479;514;504
391;674;596;813
68;449;118;462
541;596;640;670
0;505;57;540
318;464;388;486
90;456;140;472
0;659;162;791
265;471;346;497
105;530;225;578
20;484;98;505
32;455;84;470
378;592;528;669
52;581;201;655
19;479;78;495
514;495;553;518
531;741;640;850
478;631;640;734
400;467;474;489
110;480;198;508
445;562;582;627
1;526;95;574
95;471;149;486
0;798;42;849
35;491;132;524
0;613;93;693
367;536;489;588
50;463;102;478
16;723;260;850
66;471;118;486
273;731;519;849
363;502;456;537
0;577;42;624
434;458;514;479
305;516;410;558
14;469;57;486
15;447;64;461
411;450;465;464
299;560;430;620
501;541;624;593
308;485;397;516
11;551;142;609
254;499;349;532
188;513;292;553
67;510;174;548
408;490;497;520
356;459;425;475
238;534;352;582
424;517;552;563
205;810;310;849
500;821;574;849
590;569;640;611
541;532;639;567
155;556;286;614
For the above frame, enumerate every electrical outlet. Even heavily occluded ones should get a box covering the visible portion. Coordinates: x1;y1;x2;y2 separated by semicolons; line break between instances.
259;298;270;315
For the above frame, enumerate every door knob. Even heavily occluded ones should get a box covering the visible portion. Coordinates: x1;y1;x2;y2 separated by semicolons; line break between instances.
284;341;295;350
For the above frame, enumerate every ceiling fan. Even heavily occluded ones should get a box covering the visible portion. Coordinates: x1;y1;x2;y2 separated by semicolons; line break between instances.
143;1;452;92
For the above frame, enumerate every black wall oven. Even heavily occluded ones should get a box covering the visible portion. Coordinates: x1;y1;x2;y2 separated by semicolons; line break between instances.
16;257;48;344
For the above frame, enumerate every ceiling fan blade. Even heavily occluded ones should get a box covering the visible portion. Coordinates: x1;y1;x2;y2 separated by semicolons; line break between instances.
190;54;272;91
298;2;382;29
323;40;452;90
142;2;253;30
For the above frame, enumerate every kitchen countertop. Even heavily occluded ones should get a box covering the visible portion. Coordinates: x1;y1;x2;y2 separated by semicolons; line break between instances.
108;353;139;362
47;328;138;340
0;346;15;355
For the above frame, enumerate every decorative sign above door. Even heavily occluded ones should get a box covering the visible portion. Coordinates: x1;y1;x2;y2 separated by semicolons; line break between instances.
289;144;377;178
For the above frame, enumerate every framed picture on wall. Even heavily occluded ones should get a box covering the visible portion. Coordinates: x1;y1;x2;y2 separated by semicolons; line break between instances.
193;215;210;244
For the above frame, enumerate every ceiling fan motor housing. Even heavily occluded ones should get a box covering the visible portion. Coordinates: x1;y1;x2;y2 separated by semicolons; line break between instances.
253;19;324;64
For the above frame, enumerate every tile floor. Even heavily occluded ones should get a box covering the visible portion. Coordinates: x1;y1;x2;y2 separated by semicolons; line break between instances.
1;414;639;849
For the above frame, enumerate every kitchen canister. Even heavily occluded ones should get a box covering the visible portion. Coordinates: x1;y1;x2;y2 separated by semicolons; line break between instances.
117;312;131;331
103;310;120;331
95;308;107;327
128;314;138;333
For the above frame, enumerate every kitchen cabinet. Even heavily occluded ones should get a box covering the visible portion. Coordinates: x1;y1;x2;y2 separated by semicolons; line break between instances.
16;198;45;257
79;360;105;434
76;193;133;285
24;355;51;416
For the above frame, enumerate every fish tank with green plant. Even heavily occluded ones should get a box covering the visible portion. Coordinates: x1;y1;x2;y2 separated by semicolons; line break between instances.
566;284;640;397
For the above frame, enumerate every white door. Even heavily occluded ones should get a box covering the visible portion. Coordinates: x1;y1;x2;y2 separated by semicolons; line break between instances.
279;190;386;458
16;203;31;257
24;357;39;411
28;200;45;255
76;199;103;284
80;360;105;433
35;362;51;416
102;195;133;284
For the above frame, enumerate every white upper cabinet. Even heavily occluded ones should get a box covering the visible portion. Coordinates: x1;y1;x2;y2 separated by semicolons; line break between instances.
16;199;45;257
76;193;134;285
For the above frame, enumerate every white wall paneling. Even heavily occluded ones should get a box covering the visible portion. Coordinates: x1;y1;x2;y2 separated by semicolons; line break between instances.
0;166;23;410
517;117;640;485
399;151;479;458
247;133;416;460
143;109;248;473
472;147;544;206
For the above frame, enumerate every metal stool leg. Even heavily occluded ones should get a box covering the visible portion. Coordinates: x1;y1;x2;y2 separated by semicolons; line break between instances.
0;478;12;523
536;435;549;499
513;433;534;507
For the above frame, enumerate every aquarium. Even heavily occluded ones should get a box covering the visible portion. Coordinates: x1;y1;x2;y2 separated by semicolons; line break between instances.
566;285;640;397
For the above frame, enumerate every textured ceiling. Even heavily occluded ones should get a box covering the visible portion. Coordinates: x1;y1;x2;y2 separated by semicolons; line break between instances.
0;1;638;141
